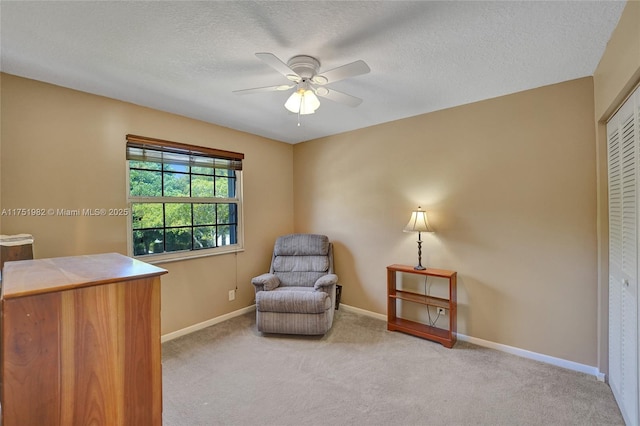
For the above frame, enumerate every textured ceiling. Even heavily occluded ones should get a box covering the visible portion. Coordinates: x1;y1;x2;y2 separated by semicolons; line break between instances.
0;1;626;144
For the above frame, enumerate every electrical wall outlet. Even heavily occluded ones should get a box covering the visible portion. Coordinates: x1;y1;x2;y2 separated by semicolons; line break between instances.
437;307;446;315
228;289;236;301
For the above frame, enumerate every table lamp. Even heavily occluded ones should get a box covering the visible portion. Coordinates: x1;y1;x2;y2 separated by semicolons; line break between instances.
404;206;434;270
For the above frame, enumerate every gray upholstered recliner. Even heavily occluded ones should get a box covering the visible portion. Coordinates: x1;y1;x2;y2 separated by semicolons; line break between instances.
252;234;338;335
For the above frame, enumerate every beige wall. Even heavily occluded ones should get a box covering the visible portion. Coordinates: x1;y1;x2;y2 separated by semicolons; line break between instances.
593;1;640;374
0;73;294;334
594;1;640;121
294;77;598;365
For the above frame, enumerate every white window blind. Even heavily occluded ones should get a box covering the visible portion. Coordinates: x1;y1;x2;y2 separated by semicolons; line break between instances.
126;134;245;262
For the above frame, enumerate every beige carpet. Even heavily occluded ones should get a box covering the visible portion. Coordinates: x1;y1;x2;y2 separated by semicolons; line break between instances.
162;309;623;426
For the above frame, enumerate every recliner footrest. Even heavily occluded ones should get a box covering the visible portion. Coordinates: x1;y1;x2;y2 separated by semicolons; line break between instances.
256;290;330;314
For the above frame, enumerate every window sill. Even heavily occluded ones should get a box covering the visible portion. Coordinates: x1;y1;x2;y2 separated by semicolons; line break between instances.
133;245;244;265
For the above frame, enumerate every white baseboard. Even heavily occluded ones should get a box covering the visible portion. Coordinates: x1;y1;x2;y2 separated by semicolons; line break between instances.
340;304;605;381
456;334;605;381
340;303;387;321
162;304;376;342
161;305;256;343
162;303;606;381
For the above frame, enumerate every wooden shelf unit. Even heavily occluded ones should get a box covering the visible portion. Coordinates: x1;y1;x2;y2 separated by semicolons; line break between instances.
387;264;457;348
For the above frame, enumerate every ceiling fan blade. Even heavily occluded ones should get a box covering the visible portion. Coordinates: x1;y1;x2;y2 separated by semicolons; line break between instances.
316;88;363;107
233;84;293;95
255;52;300;81
316;60;370;84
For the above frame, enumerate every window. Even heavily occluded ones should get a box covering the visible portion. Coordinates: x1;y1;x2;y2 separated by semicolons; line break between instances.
126;134;244;262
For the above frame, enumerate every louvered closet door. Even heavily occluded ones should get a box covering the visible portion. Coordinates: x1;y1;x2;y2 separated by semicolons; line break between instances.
607;85;640;426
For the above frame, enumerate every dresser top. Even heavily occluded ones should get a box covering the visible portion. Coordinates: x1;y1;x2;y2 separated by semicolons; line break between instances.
1;253;167;299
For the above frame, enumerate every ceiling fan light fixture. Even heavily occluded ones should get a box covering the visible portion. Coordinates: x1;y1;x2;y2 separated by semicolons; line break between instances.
240;52;370;120
285;88;320;115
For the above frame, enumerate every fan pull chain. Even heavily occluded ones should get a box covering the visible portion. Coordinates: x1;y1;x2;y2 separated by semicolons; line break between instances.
297;94;303;126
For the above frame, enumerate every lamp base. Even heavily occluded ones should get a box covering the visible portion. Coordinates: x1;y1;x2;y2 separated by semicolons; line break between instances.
414;235;427;271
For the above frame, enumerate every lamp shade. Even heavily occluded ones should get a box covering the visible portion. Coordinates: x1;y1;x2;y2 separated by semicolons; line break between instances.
284;88;320;115
403;207;434;233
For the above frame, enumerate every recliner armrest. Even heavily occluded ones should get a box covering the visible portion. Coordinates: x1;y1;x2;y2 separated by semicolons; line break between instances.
314;274;338;290
251;273;280;291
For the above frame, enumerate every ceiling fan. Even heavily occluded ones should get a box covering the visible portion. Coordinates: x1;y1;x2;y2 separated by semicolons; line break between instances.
234;53;370;117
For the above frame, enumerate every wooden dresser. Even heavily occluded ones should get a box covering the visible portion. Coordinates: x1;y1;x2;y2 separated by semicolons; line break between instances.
0;253;167;426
